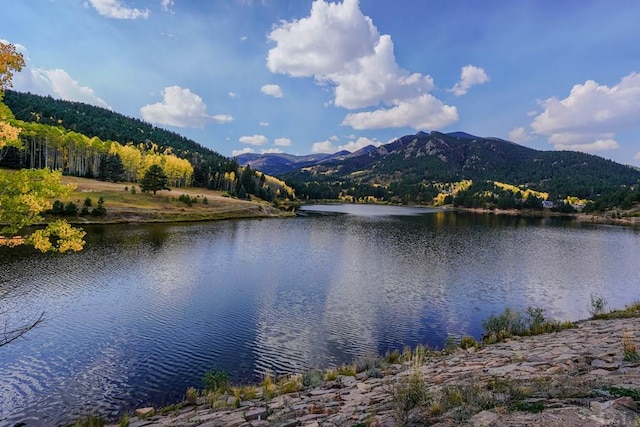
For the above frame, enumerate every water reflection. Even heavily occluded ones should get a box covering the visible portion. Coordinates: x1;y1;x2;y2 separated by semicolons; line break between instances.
0;209;639;425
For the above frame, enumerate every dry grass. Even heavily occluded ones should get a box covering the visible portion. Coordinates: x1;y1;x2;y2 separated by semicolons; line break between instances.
56;176;292;223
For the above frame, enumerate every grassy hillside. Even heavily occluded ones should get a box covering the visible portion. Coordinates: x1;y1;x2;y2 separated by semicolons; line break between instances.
55;175;292;224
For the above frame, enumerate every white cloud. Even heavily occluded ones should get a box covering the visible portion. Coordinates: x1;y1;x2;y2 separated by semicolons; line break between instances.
451;65;489;96
330;135;340;142
531;72;640;152
634;152;640;160
261;148;284;154
508;127;534;143
161;0;174;13
259;121;270;127
32;68;112;109
328;35;434;110
274;137;291;146
228;91;237;98
87;0;149;19
312;136;381;154
267;0;457;131
239;134;269;146
232;147;255;156
342;94;458;130
554;139;619;152
311;140;336;154
140;86;224;128
212;114;234;124
267;0;378;77
261;84;283;98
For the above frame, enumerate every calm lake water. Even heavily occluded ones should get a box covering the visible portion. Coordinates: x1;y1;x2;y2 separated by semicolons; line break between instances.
1;205;639;425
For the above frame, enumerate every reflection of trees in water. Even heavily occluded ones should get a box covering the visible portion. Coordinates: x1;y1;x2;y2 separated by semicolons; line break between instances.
146;225;169;248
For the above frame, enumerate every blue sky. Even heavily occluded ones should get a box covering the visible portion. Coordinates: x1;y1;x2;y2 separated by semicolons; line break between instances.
2;0;640;165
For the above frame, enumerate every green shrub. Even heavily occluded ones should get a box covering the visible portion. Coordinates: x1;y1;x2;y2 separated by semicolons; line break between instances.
302;370;324;389
385;349;402;364
178;194;193;206
366;368;383;378
482;306;574;343
354;353;385;373
589;293;608;318
64;201;79;216
393;373;429;425
118;414;129;427
185;386;198;404
72;414;106;427
325;370;338;381
203;367;230;393
460;336;479;350
336;364;356;377
51;200;65;215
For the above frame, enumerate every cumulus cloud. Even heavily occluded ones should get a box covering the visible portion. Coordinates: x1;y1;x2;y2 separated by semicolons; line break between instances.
232;147;255;156
239;134;269;146
261;148;284;154
508;127;534;143
140;86;230;128
5;42;112;109
267;0;457;130
261;84;283;98
87;0;149;19
342;94;458;130
451;65;489;96
259;121;270;127
274;137;292;146
228;91;237;98
312;136;381;154
635;152;640;160
30;68;112;109
531;72;640;152
212;114;234;124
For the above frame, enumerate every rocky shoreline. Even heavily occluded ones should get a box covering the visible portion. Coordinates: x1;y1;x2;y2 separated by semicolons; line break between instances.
111;317;640;427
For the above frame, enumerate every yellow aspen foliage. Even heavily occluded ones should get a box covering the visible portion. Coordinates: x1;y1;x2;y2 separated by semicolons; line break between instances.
0;120;21;150
0;42;25;92
27;220;86;253
0;169;85;252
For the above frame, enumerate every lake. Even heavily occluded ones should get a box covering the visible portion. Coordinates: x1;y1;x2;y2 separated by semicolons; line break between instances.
1;205;639;425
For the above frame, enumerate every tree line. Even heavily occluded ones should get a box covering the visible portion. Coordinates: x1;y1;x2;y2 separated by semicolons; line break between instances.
0;91;295;201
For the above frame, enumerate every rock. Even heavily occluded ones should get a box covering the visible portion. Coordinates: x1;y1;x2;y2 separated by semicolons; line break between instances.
134;407;155;417
244;407;268;421
613;396;637;411
470;410;499;426
590;359;619;370
338;375;357;388
588;368;612;376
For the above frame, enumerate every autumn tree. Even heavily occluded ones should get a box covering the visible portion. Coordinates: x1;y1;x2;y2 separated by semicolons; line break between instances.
0;42;24;93
0;44;85;346
140;164;170;194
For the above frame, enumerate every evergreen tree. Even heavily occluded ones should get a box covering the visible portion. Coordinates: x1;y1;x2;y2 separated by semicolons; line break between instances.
98;153;125;182
140;164;170;195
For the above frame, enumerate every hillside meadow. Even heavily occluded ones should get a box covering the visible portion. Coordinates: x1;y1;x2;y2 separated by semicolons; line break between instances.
57;175;294;224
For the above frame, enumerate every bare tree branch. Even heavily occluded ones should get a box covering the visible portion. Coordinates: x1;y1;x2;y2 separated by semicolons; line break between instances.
1;311;44;347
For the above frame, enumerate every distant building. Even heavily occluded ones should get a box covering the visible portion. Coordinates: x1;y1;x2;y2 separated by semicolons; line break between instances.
542;200;555;209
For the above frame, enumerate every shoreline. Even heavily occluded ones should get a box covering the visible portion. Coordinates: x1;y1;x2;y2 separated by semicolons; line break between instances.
106;314;640;427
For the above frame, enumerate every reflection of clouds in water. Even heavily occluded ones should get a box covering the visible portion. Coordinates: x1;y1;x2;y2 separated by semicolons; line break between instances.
3;212;640;424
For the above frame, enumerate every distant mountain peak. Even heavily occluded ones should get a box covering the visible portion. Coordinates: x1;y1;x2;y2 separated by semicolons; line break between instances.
446;131;480;140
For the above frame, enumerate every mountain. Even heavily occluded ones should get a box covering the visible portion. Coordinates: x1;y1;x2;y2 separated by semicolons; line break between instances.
279;131;640;203
236;149;358;175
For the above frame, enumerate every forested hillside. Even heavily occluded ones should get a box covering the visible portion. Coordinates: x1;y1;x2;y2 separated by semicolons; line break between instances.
0;91;295;201
282;131;640;210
